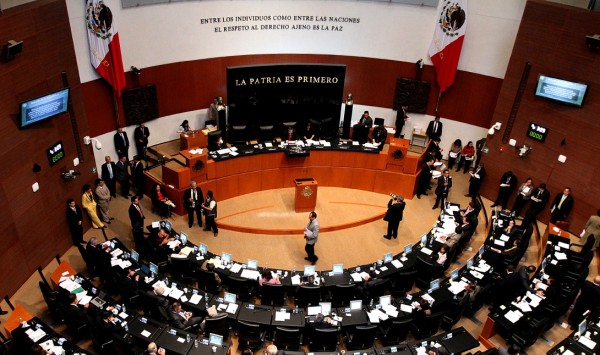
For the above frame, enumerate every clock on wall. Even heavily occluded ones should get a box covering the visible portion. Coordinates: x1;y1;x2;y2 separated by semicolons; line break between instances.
527;122;548;142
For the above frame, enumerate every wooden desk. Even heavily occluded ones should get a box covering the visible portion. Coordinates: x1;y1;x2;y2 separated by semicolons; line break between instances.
3;304;33;335
411;129;428;147
539;223;572;265
180;130;208;150
179;149;208;182
50;260;77;287
294;178;318;212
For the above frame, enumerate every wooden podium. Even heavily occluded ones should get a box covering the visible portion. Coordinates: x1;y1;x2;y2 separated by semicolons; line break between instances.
294;178;318;213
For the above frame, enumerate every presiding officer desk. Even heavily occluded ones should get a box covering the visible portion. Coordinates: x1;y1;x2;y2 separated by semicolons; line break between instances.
157;137;425;217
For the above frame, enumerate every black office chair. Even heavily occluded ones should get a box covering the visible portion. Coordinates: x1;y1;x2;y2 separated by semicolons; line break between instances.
309;327;339;352
379;318;412;346
330;284;356;307
414;256;441;290
38;281;65;325
137;290;169;322
410;310;445;339
226;276;255;302
196;268;222;294
170;257;194;287
273;326;303;351
260;283;287;306
229;125;248;146
389;270;417;297
236;320;267;351
352;124;369;144
295;285;322;307
365;277;390;303
203;314;230;340
259;125;275;142
345;324;378;350
76;244;98;279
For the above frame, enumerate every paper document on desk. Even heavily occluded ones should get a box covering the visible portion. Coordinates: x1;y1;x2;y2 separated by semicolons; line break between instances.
558;241;570;249
421;247;433;255
229;263;242;274
291;275;301;285
391;259;403;269
422;294;435;305
512;300;532;313
26;328;47;342
477;261;491;272
363;143;377;149
217;148;231;155
141;330;152;338
241;269;261;280
323;141;331;147
189;294;202;304
352;141;359;146
230;151;239;156
367;312;380;323
275;311;290;321
493;239;505;247
555;252;567;260
167;240;180;249
504;310;523;323
59;279;82;293
500;234;510;242
578;336;597;350
110;248;124;257
226;303;238;314
383;305;399;318
180;247;193;257
448;281;468;295
350;272;363;282
78;294;93;306
400;304;413;313
469;270;484;279
169;288;184;300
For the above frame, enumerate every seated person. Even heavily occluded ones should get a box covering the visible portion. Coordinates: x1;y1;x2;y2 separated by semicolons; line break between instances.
259;269;281;286
357;270;380;301
438;228;462;248
461;201;479;220
177;119;192;133
432;245;448;267
201;261;223;285
147;286;170;320
371;124;387;151
215;135;227;150
299;274;317;286
98;310;127;336
502;219;520;238
455;215;475;239
30;345;51;355
200;305;227;331
302;121;316;141
147;342;166;355
285;126;298;142
150;184;174;218
64;293;90;327
169;301;203;330
308;313;336;329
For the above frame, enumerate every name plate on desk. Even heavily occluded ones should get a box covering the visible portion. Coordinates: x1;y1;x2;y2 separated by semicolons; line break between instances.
285;145;310;157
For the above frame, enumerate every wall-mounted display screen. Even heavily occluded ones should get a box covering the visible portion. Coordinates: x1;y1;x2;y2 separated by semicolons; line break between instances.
19;88;69;128
534;75;587;107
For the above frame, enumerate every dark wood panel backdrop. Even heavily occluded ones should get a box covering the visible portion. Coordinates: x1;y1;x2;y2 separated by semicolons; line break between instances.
479;0;600;232
0;0;97;296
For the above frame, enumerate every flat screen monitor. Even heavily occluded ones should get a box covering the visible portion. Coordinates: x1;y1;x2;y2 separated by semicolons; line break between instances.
535;75;588;107
450;269;459;281
19;88;70;128
578;320;587;335
379;295;391;306
209;333;223;346
404;244;413;254
130;250;139;263
149;262;158;275
199;243;207;255
140;263;150;275
178;232;187;246
350;300;362;311
160;220;172;232
319;302;332;315
383;252;393;263
332;264;344;274
467;258;474;268
223;292;237;304
208;130;223;151
307;305;321;316
221;252;231;264
421;234;428;244
478;245;485;258
430;279;440;291
304;265;316;276
247;259;258;270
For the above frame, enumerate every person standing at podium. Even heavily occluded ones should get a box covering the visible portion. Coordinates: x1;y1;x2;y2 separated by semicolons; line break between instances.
304;211;320;265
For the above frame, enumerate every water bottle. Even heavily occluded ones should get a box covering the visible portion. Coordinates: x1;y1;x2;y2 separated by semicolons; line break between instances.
194;339;199;348
292;265;296;275
265;262;268;270
122;304;126;313
186;333;191;342
124;323;129;332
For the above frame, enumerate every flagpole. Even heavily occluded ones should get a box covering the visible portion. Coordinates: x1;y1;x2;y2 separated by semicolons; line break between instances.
434;91;443;115
112;89;121;126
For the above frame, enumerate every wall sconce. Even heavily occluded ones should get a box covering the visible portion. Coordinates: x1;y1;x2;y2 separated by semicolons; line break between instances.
83;136;102;150
131;66;141;75
509;139;516;147
558;155;567;163
487;122;502;135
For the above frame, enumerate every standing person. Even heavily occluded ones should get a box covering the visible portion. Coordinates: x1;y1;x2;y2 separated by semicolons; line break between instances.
131;156;145;199
128;196;145;239
183;181;203;228
522;183;550;227
115;155;131;198
456;141;475;173
113;127;129;160
66;198;84;245
81;184;104;229
202;190;218;237
580;210;600;250
394;105;408;138
358;111;373;128
101;156;117;197
474;137;486;167
427;138;443;161
467;163;486;197
491;171;518;209
447;139;462;170
433;169;452;209
550;187;574;224
94;178;112;224
568;276;600;327
383;195;405;240
208;97;219;123
304;211;320;265
417;158;434;199
426;115;443;141
134;123;150;160
511;178;534;217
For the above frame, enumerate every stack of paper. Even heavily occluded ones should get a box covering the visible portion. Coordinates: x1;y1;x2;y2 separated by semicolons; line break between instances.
275;311;290;321
189;294;202;304
226;303;239;314
504;310;523;323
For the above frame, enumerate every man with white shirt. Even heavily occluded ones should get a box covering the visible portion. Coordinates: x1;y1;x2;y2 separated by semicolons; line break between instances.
522;183;550;227
101;155;117;197
550;187;574;223
183;181;204;228
113;126;129;160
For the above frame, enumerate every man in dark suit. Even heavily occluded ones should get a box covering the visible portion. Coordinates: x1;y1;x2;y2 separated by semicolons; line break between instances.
426;115;443;141
384;194;406;240
64;293;90;328
417;158;434;199
491;170;517;209
568;276;600;326
183;181;204;228
113;127;129;160
427;138;443;161
433;169;452;209
101;156;117;197
128;196;145;237
358;111;373;128
131;156;145;199
474;137;486;167
168;301;203;330
467;163;486;197
550;187;574;223
371;123;388;151
115;155;130;198
522;183;550;227
134;123;150;159
394;105;408;138
66;198;84;245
